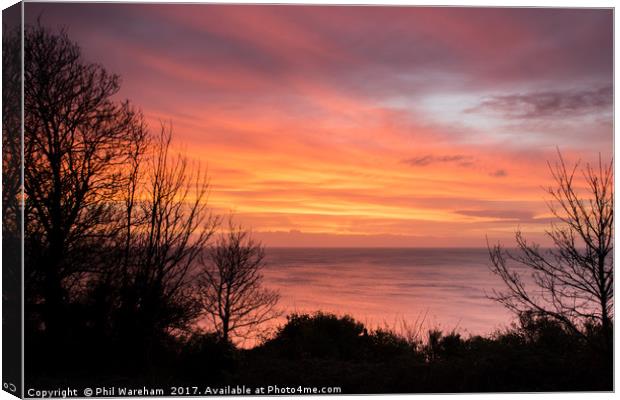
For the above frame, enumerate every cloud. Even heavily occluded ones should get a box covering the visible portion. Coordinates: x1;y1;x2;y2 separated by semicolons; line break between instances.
402;154;475;167
456;209;531;219
454;209;557;225
489;169;507;177
23;4;611;248
454;209;532;222
26;4;613;104
468;86;612;119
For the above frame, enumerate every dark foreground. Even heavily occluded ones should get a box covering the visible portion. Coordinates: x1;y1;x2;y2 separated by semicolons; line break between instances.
26;312;612;395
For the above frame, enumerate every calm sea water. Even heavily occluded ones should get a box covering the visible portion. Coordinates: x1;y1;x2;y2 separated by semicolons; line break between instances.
262;248;513;337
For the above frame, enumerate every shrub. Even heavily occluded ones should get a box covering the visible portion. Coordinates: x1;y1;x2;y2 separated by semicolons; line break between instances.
265;312;365;360
177;332;237;381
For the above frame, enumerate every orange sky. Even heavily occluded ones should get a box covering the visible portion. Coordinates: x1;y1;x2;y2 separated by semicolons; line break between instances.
27;4;613;247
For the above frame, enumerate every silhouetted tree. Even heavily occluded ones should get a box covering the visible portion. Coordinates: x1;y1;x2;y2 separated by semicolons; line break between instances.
488;152;613;349
18;23;221;372
3;21;24;387
113;124;218;358
2;23;21;235
22;23;147;342
198;221;280;344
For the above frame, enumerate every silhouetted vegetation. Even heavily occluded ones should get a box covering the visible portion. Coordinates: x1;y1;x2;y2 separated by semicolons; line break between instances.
237;312;612;392
8;22;611;394
488;151;613;365
3;15;24;394
20;22;219;378
198;219;280;344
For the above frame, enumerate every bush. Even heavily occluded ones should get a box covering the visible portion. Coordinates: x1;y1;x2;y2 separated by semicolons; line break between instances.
263;312;365;360
177;332;237;382
258;312;420;363
365;328;414;361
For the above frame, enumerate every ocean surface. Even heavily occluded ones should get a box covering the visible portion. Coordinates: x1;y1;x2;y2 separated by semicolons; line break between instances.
262;248;514;337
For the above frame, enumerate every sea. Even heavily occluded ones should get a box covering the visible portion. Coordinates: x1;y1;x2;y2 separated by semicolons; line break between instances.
261;248;514;338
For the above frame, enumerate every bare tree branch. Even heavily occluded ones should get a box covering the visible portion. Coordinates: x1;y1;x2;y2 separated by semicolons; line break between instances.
197;218;280;344
487;150;613;349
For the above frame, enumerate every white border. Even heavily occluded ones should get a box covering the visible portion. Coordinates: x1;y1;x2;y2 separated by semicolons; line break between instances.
0;2;616;400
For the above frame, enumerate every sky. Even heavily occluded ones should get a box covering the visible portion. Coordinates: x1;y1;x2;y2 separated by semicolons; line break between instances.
25;3;613;247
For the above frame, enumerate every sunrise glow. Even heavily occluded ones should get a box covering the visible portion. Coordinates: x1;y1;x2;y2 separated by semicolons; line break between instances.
27;4;613;247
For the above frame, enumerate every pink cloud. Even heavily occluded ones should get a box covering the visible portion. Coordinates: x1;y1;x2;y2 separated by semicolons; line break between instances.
24;4;613;247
